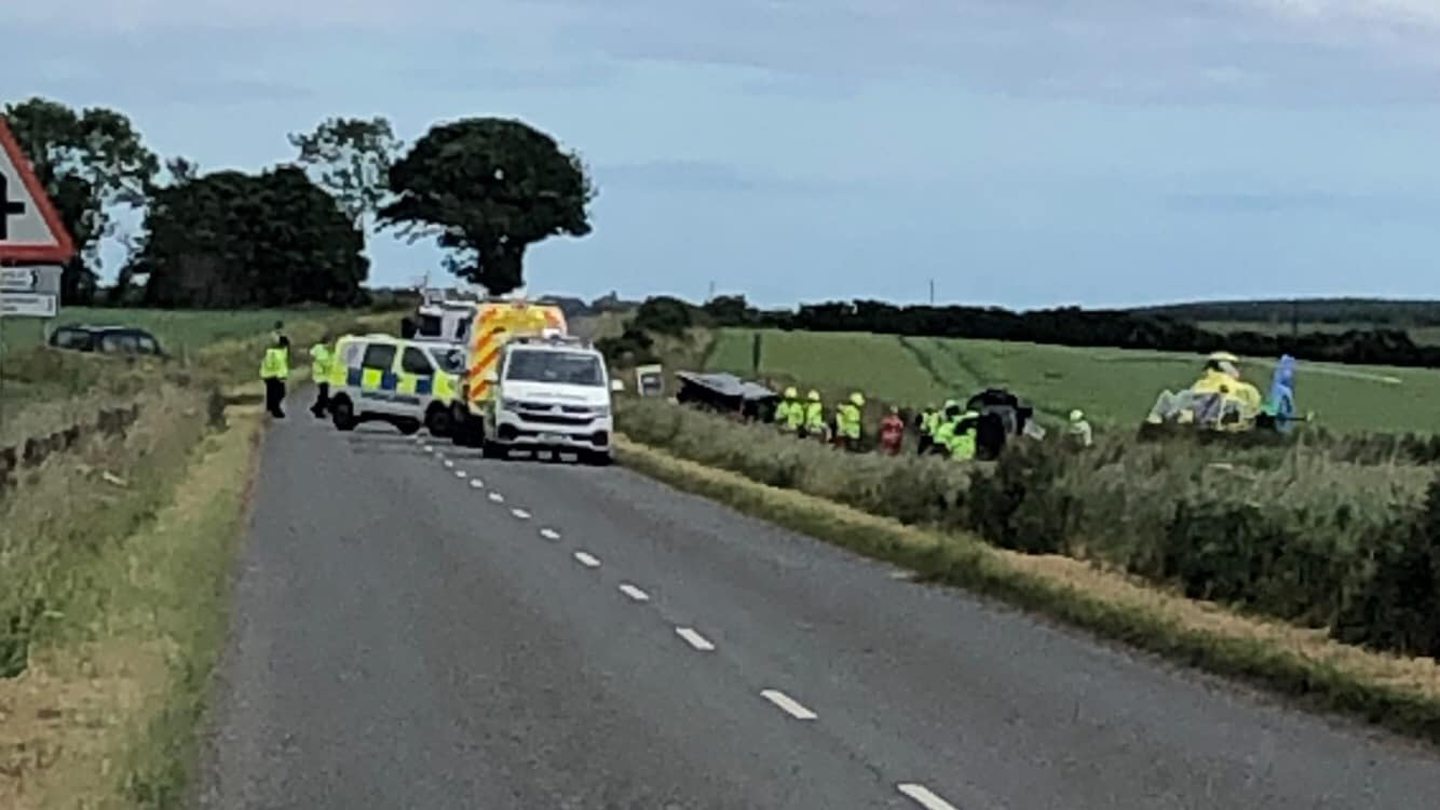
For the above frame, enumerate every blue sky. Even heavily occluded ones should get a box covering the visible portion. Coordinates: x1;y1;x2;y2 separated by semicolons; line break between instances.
5;0;1440;309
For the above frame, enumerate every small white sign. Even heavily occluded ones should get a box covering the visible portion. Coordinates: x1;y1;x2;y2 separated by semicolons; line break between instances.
0;291;57;318
0;265;61;294
0;267;36;291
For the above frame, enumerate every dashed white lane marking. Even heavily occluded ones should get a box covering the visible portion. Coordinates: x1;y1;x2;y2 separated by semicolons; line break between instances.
511;508;531;520
573;551;601;569
760;690;817;721
897;784;960;810
443;459;455;468
618;583;650;602
423;444;434;452
539;528;561;541
675;627;715;651
454;470;467;479
469;479;484;489
488;492;505;503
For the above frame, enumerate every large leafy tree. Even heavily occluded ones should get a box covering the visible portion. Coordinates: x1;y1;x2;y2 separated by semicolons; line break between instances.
379;117;595;294
135;166;368;308
289;116;400;226
2;97;158;303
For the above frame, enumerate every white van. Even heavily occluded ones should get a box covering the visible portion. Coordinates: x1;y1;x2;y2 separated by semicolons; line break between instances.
484;336;616;465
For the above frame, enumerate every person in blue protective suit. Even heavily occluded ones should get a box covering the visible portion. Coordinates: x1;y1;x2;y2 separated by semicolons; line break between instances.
1262;354;1297;433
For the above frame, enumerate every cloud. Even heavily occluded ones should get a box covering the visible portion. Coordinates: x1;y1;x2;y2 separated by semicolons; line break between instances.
1256;0;1440;28
544;0;1440;104
7;0;1440;108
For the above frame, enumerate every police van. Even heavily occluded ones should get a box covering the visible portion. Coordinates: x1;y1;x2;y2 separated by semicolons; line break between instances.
326;334;465;436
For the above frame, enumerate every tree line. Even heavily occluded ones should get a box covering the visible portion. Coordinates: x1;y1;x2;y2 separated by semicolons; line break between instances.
1135;298;1440;328
1;98;596;308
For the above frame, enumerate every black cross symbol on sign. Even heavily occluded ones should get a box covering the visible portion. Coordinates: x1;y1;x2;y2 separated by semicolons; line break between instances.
0;174;26;240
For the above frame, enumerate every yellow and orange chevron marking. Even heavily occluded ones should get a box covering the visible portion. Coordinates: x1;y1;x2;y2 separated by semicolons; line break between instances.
465;302;568;405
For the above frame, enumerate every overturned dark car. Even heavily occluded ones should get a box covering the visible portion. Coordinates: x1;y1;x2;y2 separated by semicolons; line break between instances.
674;371;779;421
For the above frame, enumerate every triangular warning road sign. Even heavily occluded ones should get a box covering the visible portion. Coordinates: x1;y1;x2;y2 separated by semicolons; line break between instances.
0;117;76;265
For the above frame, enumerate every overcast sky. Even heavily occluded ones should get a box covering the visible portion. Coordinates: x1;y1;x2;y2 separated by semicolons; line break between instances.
5;1;1440;308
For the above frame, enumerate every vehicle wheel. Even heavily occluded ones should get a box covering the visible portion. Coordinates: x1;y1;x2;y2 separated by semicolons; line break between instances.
331;398;357;431
425;407;453;438
396;418;422;436
481;440;507;460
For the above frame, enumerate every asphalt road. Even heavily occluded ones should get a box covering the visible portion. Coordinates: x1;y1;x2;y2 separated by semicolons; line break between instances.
200;409;1440;809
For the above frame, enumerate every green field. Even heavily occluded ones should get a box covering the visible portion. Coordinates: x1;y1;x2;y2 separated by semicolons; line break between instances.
0;307;338;354
706;328;1440;434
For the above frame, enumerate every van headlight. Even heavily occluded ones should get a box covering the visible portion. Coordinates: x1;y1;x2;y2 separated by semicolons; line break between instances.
591;404;611;418
500;397;522;413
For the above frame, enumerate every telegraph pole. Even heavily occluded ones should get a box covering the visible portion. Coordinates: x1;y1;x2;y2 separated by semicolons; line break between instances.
928;279;935;305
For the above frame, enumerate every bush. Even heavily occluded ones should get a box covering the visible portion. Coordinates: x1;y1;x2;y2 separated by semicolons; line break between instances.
618;397;1440;660
968;439;1068;554
632;296;697;337
616;398;970;526
596;327;656;367
1333;475;1440;656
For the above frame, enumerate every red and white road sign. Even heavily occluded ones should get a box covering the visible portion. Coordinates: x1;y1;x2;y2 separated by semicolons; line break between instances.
0;117;76;264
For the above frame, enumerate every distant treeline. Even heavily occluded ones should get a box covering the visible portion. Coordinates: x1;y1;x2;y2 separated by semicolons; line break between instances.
1133;298;1440;327
610;295;1440;370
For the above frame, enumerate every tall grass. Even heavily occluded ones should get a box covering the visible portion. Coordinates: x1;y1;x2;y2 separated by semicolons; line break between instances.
0;307;403;806
617;397;1440;659
0;383;209;676
621;399;972;528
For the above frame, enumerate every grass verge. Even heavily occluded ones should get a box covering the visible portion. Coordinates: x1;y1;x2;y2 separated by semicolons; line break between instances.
616;435;1440;746
0;390;265;808
0;308;402;807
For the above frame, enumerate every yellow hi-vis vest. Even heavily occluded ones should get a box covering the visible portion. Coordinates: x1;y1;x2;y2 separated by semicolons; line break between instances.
310;344;333;380
777;399;804;431
945;411;979;460
836;402;862;440
260;347;289;380
922;410;942;436
804;401;825;432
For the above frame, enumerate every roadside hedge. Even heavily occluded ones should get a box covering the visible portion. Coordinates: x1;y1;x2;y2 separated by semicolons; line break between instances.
617;397;1440;659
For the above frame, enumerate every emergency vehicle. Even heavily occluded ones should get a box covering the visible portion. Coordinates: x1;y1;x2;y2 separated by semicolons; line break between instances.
411;289;479;344
448;298;570;446
326;334;465;435
483;334;616;465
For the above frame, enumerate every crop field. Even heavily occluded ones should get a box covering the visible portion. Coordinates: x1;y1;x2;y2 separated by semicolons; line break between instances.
705;328;1440;434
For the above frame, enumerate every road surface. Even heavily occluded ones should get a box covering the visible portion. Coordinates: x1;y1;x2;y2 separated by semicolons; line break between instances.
200;412;1440;809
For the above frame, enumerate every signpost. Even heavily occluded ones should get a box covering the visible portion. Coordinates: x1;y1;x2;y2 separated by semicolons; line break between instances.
0;117;75;268
0;292;57;318
0;116;77;427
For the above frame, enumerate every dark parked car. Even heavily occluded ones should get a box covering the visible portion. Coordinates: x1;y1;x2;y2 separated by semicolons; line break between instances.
49;325;167;357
